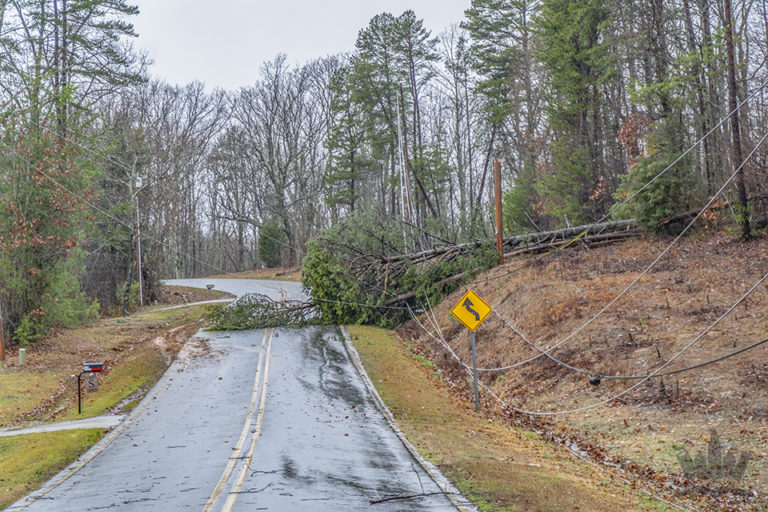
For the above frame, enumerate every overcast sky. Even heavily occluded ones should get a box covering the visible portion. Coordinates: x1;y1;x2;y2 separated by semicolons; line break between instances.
131;0;471;91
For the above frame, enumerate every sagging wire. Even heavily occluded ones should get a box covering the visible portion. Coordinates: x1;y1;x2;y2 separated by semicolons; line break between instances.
312;297;409;311
470;129;768;374
412;268;768;415
42;127;309;267
4;137;412;314
473;76;768;299
490;270;768;381
410;300;697;512
7;144;232;276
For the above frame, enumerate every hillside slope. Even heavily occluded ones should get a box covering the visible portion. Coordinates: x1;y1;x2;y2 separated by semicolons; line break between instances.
403;233;768;510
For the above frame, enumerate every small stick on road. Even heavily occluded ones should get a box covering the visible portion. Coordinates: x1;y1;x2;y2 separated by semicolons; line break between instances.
369;491;452;504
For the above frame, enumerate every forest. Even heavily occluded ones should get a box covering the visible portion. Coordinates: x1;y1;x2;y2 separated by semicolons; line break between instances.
0;0;767;343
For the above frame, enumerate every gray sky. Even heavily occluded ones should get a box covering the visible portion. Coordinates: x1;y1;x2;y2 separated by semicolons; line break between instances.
131;0;471;91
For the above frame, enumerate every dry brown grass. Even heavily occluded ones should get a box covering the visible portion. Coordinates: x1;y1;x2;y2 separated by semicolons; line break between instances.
349;325;674;511
207;266;301;282
404;232;768;511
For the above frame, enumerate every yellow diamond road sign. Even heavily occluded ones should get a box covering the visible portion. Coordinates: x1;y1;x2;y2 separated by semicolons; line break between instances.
450;289;492;332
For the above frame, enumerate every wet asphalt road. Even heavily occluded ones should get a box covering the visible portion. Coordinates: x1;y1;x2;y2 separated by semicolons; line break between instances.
11;279;460;511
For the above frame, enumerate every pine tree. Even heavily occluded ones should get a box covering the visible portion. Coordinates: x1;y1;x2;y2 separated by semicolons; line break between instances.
325;65;369;216
464;0;544;233
0;0;142;342
536;0;613;224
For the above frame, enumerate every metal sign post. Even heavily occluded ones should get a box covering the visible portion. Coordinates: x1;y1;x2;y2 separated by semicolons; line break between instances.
470;331;479;411
450;290;492;411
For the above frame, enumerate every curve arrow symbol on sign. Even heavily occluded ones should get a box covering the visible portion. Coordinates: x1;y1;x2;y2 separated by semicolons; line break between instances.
463;298;480;321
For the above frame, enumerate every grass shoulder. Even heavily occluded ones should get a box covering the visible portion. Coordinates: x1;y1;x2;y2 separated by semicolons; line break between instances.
0;302;210;508
0;429;104;509
346;324;673;512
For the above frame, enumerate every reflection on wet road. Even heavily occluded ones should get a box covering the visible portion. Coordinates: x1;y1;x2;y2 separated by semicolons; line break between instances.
11;280;461;511
224;326;457;511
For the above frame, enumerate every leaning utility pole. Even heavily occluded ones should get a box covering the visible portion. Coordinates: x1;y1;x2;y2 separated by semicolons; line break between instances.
724;0;751;240
494;160;504;264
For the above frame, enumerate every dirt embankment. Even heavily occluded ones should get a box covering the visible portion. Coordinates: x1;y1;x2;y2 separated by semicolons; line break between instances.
0;286;210;428
403;233;768;511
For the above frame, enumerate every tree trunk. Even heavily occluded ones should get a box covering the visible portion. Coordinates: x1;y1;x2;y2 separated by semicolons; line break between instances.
0;302;4;361
682;0;713;193
724;0;751;239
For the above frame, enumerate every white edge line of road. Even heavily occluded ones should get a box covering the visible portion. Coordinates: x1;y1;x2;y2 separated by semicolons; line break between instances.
6;344;184;511
340;326;477;512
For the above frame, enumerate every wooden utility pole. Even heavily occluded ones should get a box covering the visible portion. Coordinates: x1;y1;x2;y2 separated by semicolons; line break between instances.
724;0;751;240
494;160;504;264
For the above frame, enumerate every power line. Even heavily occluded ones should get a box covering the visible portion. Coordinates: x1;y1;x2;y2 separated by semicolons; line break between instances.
51;129;310;262
3;139;414;314
491;277;768;379
468;129;768;373
411;244;768;414
4;140;232;276
467;77;768;295
602;335;768;380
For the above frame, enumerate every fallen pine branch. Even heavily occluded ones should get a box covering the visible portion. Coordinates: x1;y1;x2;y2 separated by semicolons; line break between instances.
207;293;315;330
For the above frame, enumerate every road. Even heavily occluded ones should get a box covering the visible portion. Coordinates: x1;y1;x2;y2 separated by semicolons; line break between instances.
10;279;465;511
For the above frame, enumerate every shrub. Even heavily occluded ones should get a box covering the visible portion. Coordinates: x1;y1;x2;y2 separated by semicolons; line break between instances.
614;118;704;232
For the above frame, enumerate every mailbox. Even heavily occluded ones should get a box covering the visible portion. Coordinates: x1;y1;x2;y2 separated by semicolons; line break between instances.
78;362;104;414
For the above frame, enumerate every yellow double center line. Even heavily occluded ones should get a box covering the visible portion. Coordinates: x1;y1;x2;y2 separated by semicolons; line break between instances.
204;328;274;512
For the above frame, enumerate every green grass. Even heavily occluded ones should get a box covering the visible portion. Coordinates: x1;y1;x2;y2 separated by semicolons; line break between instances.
0;372;60;422
411;353;437;370
60;346;167;421
0;303;208;508
0;429;105;509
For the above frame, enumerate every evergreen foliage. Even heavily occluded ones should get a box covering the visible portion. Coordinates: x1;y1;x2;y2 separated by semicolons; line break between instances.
0;128;99;343
301;210;497;327
258;220;287;269
0;1;765;340
614;118;704;232
207;294;312;331
325;65;369;214
535;0;614;225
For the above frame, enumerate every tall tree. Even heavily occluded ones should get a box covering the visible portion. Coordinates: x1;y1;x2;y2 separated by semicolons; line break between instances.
464;0;545;233
536;0;613;224
724;0;750;239
325;64;369;216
